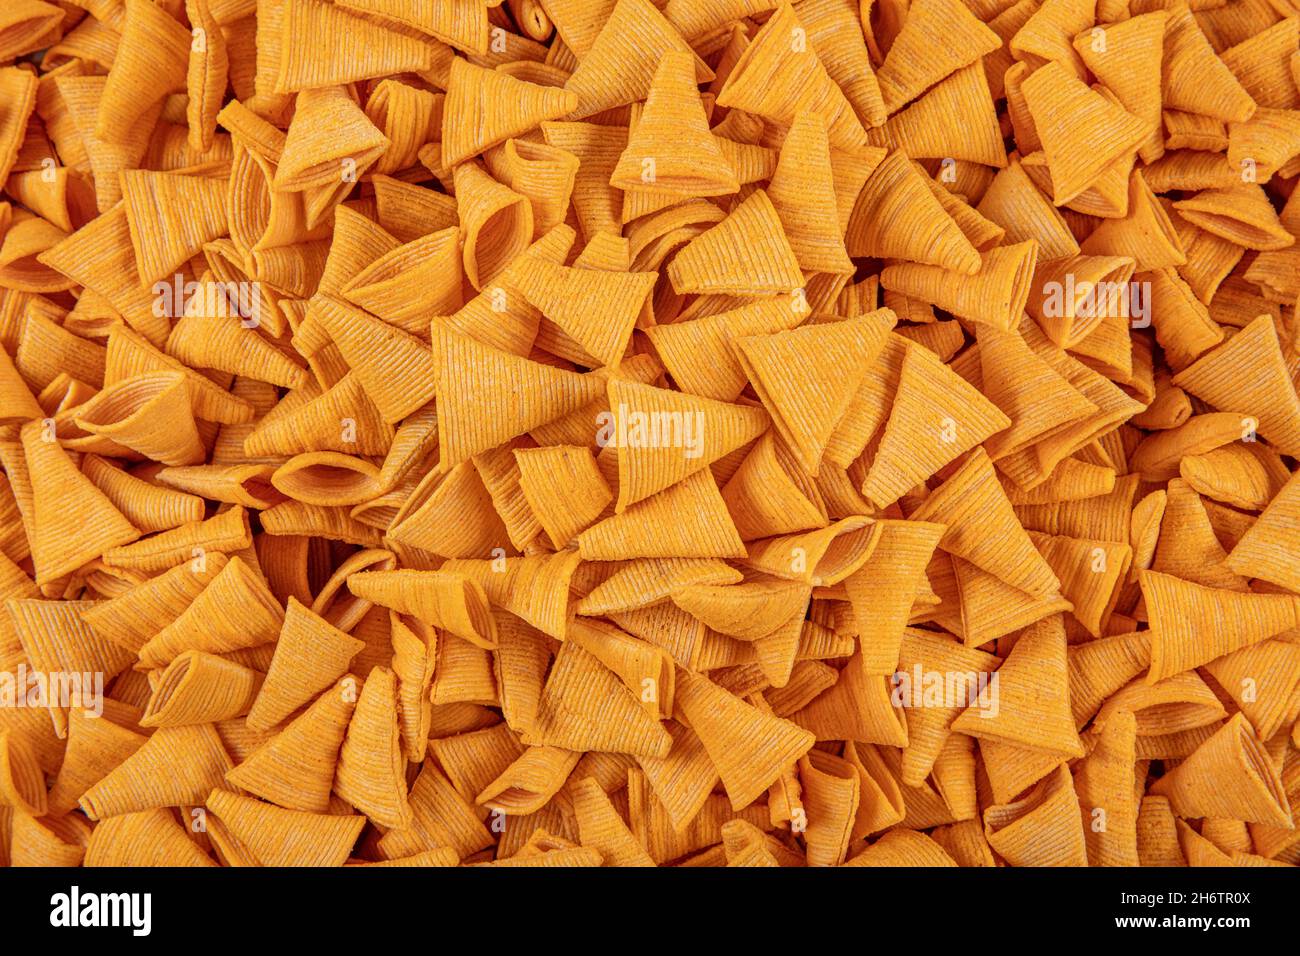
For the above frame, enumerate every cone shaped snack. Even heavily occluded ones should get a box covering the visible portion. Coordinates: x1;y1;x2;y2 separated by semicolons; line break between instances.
1008;0;1093;74
1021;61;1149;206
280;86;390;194
73;371;206;466
141;650;264;728
167;310;307;390
1032;532;1130;637
608;379;769;511
446;60;575;166
1068;631;1152;730
722;430;829;540
881;241;1038;332
1140;569;1300;682
742;516;880;586
525;642;672;757
244;373;392;458
102;506;253;574
874;0;1000;114
610;51;739;199
247;597;365;732
582;560;738;619
95;0;190;143
377;760;493;861
1027;254;1136;349
104;327;255;425
911;449;1061;599
8;598;131;717
226;677;359;813
885;64;1006;169
953;617;1084;758
276;0;437;94
541;121;626;240
1171;315;1300;456
792;0;886;129
389;611;436;760
475;745;581;815
206;789;364;867
333;666;412;829
46;708;148;816
645;298;805;403
563;0;712;121
846;150;982;272
735;312;892;476
82;553;230;654
469;439;546;551
570;775;655;866
671;578;810;641
0;346;41;424
717;7;863;148
20;419;140;585
1227;471;1300;591
348;569;498;649
453;161;535;292
1071;710;1139;867
766;113;853;274
845;520;946;674
568;617;675;719
121;170;229;286
485;139;579;241
861;342;1011;509
1174;185;1294;251
79;724;233;820
84;807;217;867
98;459;217;529
511;257;655;367
798;750;860;866
1074;12;1168;162
676;668;815;810
138;555;285;668
437;222;576;358
578;469;745;560
433;325;605;468
1163;4;1257;123
515;444;613;549
895;629;1000;786
788;643;908;746
1150;714;1291;827
442;550;582;641
984;764;1088;866
312;296;440;424
343;228;463;332
1204;640;1300;742
667;190;804;296
0;2;60;65
1151;477;1251;590
978;324;1100;458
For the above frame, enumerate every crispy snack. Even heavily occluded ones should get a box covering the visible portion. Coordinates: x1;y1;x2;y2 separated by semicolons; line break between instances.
2;0;1299;871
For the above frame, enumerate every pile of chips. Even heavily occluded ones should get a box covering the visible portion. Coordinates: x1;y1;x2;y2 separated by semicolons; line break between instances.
0;0;1298;867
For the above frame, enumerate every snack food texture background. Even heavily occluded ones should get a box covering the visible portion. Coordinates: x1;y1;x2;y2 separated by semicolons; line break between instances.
0;0;1298;868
